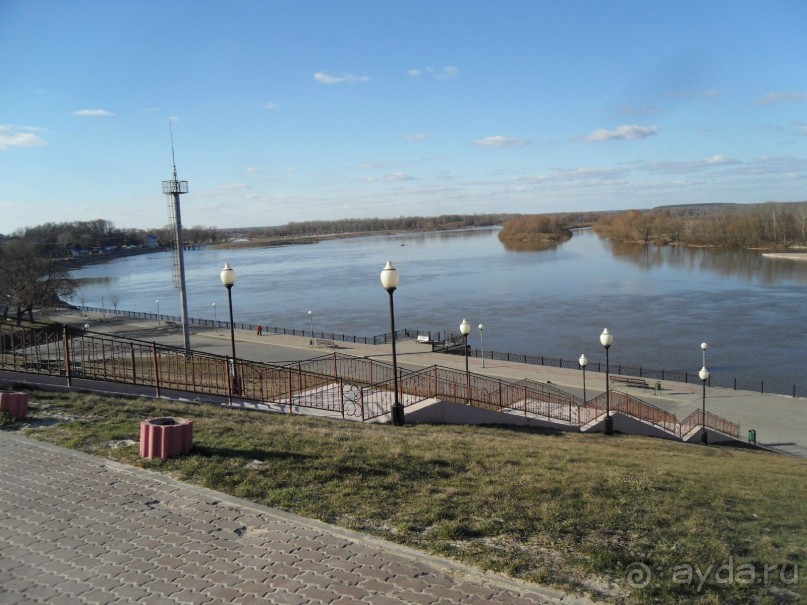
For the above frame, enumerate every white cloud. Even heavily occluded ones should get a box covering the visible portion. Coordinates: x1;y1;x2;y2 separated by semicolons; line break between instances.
514;167;625;185
475;135;530;148
753;91;807;105
585;124;659;142
245;166;261;174
365;172;415;182
403;132;429;141
313;72;370;85
358;161;389;170
0;125;47;149
435;65;460;80
263;101;279;110
220;183;249;190
638;155;741;174
71;109;114;117
407;66;460;80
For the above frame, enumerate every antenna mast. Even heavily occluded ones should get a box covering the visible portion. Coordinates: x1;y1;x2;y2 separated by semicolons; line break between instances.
162;121;191;355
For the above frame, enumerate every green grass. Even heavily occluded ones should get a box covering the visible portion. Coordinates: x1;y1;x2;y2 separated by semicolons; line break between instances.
4;389;805;604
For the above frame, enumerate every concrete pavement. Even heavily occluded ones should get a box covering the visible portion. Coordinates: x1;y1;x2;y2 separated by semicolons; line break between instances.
0;432;591;605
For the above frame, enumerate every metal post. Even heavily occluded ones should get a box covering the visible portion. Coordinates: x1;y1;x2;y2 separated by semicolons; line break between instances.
225;284;240;395
387;289;404;426
604;346;613;435
464;333;470;404
582;365;587;404
701;378;708;445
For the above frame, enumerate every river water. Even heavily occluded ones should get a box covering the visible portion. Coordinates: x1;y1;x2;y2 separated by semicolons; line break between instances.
69;228;807;395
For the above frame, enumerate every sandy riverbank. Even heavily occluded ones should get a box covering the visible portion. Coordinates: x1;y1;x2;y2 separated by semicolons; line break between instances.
762;253;807;260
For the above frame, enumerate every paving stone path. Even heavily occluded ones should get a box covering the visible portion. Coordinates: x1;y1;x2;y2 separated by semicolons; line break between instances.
0;433;590;604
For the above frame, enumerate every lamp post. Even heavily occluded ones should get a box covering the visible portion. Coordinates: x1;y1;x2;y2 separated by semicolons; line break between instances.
579;353;588;404
101;295;104;317
380;261;404;426
308;310;314;336
220;263;240;396
212;302;217;331
460;318;471;404
699;365;710;444
701;342;708;368
600;328;613;435
155;299;160;326
478;323;485;368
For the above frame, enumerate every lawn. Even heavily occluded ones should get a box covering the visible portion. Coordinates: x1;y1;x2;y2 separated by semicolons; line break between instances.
3;389;805;604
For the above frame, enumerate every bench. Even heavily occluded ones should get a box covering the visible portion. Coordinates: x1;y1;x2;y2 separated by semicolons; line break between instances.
416;335;434;344
315;338;336;348
609;376;649;388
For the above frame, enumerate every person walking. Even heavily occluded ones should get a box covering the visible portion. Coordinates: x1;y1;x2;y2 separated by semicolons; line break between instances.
256;324;263;336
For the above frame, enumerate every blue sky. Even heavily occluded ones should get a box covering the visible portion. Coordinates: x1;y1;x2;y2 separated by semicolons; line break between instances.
2;1;806;233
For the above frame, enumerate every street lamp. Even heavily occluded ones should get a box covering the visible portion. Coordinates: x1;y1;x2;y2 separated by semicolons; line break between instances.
212;302;217;331
308;310;314;336
579;353;588;404
701;342;708;367
460;318;471;404
155;299;160;326
101;295;104;317
220;263;240;396
380;261;404;426
478;323;485;368
600;328;613;435
699;366;710;444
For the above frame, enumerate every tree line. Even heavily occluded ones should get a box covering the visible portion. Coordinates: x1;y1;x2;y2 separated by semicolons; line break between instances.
593;202;807;248
4;219;222;255
241;214;509;239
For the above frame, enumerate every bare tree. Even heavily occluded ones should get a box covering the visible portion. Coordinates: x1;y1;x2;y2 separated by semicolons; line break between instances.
109;293;120;318
0;240;77;324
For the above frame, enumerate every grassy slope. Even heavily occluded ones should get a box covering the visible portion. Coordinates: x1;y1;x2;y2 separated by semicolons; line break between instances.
4;390;805;604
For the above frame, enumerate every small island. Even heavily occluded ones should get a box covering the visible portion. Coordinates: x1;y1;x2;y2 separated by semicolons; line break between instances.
497;215;574;251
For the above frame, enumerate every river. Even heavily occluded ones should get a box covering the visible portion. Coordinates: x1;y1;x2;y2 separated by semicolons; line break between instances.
68;228;807;396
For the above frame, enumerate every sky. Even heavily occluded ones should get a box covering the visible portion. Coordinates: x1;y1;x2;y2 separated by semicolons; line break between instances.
1;1;806;233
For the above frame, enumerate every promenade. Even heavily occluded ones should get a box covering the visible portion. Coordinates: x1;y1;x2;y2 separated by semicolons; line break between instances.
68;312;807;457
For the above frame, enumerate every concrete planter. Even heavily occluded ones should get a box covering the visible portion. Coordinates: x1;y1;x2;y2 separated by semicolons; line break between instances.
0;392;29;419
139;417;193;460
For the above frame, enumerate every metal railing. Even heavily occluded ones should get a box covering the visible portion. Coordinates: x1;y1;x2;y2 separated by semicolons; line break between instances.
61;305;803;396
2;319;741;441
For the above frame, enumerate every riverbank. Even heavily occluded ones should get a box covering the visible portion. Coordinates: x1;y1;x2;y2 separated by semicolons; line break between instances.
762;252;807;260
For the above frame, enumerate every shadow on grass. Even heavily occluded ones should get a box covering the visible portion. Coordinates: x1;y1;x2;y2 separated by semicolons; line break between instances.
191;444;314;462
476;423;570;438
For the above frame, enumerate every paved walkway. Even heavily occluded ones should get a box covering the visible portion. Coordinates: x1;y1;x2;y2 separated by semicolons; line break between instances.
0;432;592;605
61;312;807;457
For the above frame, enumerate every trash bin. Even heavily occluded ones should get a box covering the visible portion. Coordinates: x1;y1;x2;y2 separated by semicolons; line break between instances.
748;429;756;444
654;381;661;395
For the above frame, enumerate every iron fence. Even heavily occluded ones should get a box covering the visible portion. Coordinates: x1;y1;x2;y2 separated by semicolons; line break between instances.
60;305;802;396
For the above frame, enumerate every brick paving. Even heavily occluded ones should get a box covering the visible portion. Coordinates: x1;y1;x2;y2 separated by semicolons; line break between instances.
0;432;592;604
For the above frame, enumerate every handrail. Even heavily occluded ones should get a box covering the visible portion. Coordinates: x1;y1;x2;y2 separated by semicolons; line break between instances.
1;320;741;442
56;304;803;397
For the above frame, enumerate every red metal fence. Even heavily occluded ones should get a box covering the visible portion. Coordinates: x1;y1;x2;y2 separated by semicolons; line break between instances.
0;322;740;440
